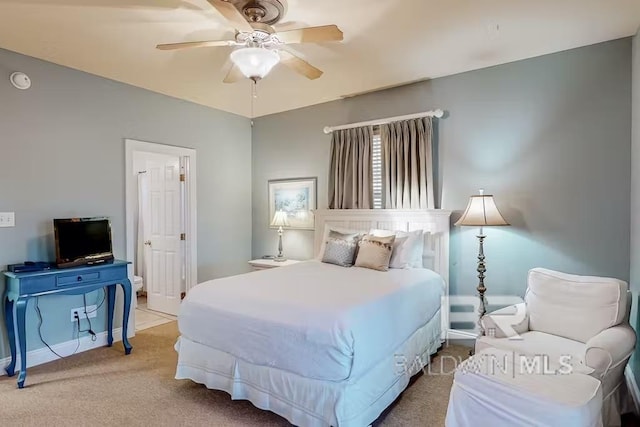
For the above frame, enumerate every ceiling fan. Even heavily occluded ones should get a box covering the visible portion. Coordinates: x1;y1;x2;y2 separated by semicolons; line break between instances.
156;0;343;83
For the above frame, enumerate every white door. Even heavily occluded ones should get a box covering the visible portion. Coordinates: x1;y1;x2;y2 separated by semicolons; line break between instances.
143;152;183;315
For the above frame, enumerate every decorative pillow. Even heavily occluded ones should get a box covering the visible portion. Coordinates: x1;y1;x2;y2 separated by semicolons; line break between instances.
354;234;396;271
316;225;363;260
369;229;424;268
321;230;361;267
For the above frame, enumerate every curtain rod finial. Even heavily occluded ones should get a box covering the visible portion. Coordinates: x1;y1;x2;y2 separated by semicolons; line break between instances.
434;109;444;118
323;126;332;134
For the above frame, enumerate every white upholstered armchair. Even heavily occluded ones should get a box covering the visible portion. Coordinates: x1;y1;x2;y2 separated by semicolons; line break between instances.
476;268;636;426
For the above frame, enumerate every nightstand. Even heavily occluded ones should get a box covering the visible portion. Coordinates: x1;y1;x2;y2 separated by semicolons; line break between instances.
248;259;301;271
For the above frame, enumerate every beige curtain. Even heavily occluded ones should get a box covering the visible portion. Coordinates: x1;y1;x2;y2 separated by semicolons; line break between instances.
328;126;373;209
381;117;434;209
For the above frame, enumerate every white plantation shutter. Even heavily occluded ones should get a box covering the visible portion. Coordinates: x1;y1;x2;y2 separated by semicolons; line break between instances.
372;132;383;209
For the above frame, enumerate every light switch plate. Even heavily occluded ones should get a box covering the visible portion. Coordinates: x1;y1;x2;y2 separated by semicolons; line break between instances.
0;212;15;227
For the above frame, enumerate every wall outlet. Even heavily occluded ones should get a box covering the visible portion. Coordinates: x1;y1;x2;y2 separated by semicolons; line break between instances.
0;212;15;227
70;305;98;322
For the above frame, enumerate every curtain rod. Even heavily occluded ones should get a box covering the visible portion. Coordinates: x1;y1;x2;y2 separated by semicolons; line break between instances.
323;109;444;134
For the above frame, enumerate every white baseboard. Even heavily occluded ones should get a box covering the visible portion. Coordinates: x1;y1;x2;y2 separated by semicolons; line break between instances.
446;329;477;340
0;327;126;376
626;365;640;415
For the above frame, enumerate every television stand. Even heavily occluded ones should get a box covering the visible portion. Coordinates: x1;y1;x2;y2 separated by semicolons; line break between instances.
2;260;133;388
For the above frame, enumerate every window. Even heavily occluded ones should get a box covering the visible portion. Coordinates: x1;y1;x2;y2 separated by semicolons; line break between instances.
330;119;433;210
372;131;382;209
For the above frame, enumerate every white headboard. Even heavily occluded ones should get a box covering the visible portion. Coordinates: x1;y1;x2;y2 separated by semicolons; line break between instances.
314;209;452;337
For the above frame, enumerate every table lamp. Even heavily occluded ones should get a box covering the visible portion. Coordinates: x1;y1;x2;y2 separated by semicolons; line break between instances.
271;210;289;262
455;189;509;333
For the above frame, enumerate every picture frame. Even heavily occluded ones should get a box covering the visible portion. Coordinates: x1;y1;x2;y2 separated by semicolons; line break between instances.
268;177;317;230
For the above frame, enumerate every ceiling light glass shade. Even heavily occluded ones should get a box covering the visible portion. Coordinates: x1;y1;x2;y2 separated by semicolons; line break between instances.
230;47;280;80
455;195;510;226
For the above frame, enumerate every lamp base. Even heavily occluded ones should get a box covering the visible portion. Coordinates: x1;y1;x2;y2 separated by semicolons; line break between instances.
275;227;286;262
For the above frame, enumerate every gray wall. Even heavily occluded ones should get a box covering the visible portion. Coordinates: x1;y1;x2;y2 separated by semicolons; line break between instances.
0;48;252;358
630;28;640;385
253;39;632;306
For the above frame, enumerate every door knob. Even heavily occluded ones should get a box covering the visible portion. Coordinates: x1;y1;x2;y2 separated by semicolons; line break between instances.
144;240;152;247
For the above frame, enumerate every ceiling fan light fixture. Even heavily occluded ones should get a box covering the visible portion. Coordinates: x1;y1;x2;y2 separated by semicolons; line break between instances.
230;47;280;81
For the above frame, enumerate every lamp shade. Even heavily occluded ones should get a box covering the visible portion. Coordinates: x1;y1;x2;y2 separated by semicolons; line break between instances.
454;195;509;226
271;210;290;227
230;47;280;80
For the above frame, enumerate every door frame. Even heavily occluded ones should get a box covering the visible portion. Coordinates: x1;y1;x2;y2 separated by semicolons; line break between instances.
124;139;198;302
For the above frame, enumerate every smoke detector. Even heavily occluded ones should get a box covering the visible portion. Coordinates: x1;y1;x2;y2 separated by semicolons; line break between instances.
10;72;31;90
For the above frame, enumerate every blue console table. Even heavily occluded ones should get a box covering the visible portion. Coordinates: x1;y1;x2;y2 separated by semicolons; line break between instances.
2;260;133;388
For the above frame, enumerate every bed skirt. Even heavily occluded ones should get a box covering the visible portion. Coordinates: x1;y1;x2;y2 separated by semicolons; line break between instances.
175;309;442;427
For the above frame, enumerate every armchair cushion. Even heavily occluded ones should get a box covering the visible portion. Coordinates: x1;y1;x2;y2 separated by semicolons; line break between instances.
525;268;628;343
476;331;594;375
584;324;637;377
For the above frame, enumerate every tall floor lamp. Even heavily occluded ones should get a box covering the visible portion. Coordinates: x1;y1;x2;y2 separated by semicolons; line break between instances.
271;210;289;262
455;190;510;335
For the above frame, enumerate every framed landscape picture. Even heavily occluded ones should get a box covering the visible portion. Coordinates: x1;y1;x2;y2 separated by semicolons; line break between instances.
268;177;317;230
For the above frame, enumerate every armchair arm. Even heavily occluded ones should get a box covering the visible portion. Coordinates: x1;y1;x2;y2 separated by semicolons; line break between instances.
585;324;636;377
480;303;529;338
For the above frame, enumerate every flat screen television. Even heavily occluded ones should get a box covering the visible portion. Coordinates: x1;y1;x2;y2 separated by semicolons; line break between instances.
54;217;114;268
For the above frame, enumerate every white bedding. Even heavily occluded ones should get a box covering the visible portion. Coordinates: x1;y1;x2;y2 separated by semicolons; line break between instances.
175;311;443;427
178;260;444;381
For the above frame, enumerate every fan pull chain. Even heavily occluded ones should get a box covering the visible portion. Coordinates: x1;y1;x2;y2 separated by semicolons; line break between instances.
250;79;258;125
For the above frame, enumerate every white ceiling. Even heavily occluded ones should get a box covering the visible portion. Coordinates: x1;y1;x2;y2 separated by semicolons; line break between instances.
0;0;639;118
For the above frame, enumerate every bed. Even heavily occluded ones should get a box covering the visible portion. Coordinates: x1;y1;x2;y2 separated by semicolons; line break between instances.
175;209;451;427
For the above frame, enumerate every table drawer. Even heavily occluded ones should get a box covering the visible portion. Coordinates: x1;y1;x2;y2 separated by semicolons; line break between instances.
57;271;102;287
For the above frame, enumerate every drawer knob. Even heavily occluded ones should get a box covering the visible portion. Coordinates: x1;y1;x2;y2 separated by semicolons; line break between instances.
77;276;82;281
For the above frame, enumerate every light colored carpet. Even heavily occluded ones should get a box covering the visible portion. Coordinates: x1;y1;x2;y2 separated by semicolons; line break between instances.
0;322;469;426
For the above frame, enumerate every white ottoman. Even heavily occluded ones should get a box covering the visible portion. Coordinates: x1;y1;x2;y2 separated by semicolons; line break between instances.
445;348;603;427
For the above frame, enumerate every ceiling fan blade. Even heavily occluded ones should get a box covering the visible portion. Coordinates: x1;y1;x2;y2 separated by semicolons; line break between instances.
223;62;245;84
276;25;343;44
279;50;323;80
156;40;235;51
206;0;254;33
